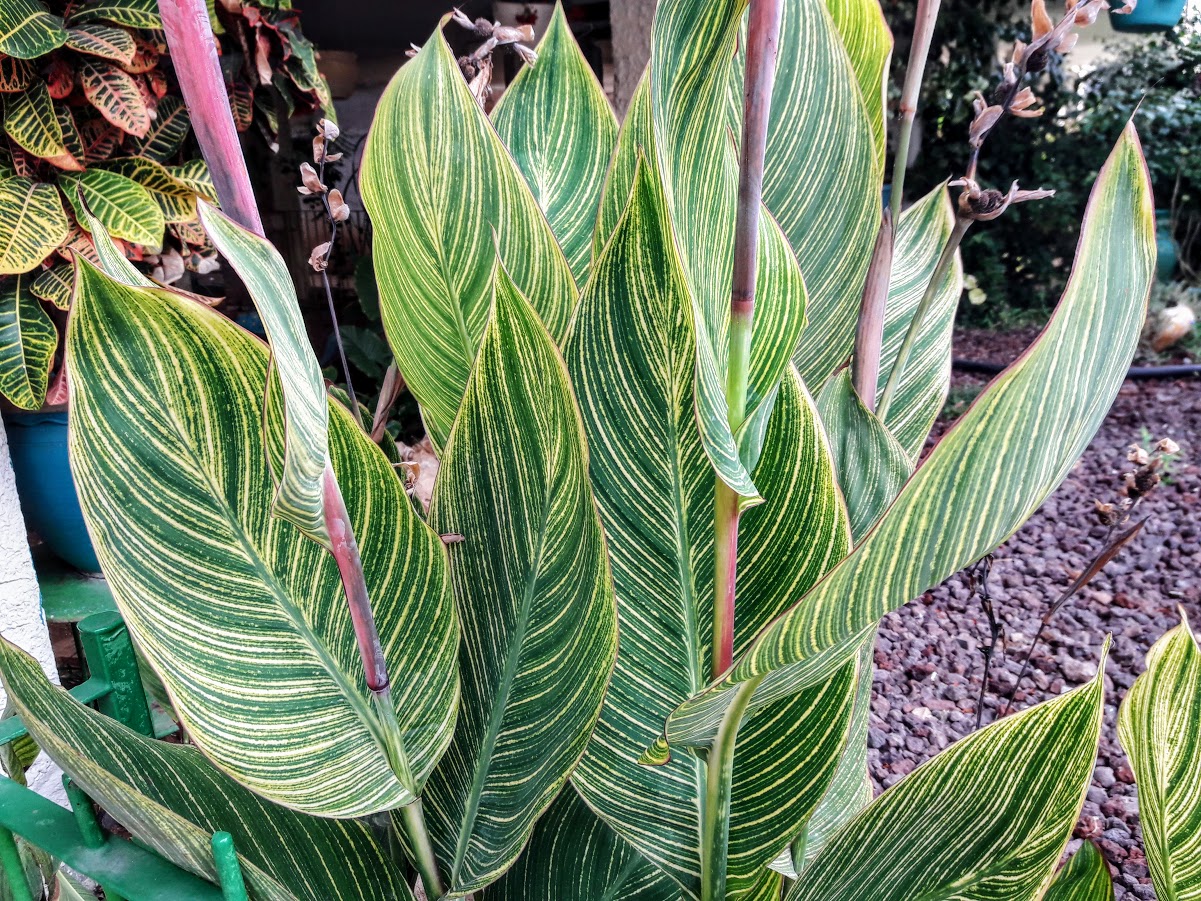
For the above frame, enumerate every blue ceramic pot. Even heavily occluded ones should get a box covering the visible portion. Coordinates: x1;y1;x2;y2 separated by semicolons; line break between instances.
3;411;101;573
1110;0;1187;32
1156;209;1179;282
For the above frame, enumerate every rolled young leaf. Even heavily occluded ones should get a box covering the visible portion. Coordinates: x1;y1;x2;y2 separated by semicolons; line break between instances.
423;264;617;895
653;123;1156;753
1045;841;1114;901
568;158;855;897
66;261;458;817
787;642;1109;900
360;19;577;451
0;273;56;410
0;176;69;275
198;201;330;545
490;787;683;901
0;638;417;901
1117;612;1201;901
491;2;618;284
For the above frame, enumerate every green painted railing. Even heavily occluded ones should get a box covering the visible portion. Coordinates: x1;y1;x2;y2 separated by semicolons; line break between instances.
0;612;248;901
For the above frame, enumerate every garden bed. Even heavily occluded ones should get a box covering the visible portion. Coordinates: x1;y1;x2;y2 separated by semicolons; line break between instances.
871;330;1201;898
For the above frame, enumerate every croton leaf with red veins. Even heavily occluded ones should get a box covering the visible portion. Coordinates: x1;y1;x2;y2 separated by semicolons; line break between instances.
0;56;36;93
80;58;151;137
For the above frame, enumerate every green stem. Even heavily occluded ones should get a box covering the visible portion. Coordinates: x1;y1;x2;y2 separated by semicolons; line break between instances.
890;0;942;225
399;798;445;899
700;677;763;901
876;217;970;421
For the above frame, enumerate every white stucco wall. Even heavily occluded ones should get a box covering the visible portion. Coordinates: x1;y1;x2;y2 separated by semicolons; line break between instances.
0;419;64;803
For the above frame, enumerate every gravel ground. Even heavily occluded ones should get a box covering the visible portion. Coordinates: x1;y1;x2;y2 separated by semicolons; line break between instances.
870;330;1201;897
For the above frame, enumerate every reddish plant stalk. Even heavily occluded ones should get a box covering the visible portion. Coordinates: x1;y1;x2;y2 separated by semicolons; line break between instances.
159;0;265;238
711;0;783;679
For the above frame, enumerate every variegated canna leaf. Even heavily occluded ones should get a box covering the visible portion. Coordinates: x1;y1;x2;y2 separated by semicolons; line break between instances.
360;19;577;451
0;0;66;59
68;0;161;30
76;201;149;286
649;0;808;501
816;369;911;543
66;261;458;817
491;787;684;901
198;201;330;544
0;639;417;901
876;183;963;458
766;0;881;389
491;2;617;284
0;273;56;410
0;176;69;274
823;0;891;171
65;23;136;64
129;95;190;161
1118;612;1201;901
423;265;617;895
29;263;72;309
786;645;1109;900
79;58;151;137
568;159;855;898
1046;841;1114;901
652;123;1156;754
3;82;68;162
60;167;164;248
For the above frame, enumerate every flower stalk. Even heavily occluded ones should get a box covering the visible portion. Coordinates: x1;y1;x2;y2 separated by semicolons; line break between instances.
890;0;941;226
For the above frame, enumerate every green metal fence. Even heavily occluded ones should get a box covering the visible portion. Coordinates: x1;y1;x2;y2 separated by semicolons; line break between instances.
0;612;247;901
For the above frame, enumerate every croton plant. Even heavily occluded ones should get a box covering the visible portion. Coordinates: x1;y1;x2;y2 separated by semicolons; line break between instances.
0;0;332;411
0;0;1197;900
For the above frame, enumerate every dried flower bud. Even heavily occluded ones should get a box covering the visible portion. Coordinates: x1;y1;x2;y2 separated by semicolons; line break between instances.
1031;0;1054;39
1012;40;1026;65
1074;3;1101;25
514;43;538;66
441;533;466;545
969;104;1004;148
451;8;475;30
1056;32;1079;54
328;188;350;222
308;242;331;271
1127;445;1151;465
298;162;326;195
1065;0;1078;10
1157;437;1180;455
1112;2;1136;13
317;118;339;143
493;24;535;44
405;43;421;58
1134;467;1160;495
1094;500;1119;527
953;179;1055;222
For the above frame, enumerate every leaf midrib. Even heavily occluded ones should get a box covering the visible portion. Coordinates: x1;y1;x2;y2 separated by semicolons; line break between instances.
450;447;554;887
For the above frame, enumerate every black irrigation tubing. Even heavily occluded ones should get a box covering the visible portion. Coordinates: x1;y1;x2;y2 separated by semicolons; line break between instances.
953;359;1201;380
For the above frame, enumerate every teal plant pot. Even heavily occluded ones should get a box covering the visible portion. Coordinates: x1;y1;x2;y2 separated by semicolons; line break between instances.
3;411;101;573
1110;0;1187;32
1156;209;1179;282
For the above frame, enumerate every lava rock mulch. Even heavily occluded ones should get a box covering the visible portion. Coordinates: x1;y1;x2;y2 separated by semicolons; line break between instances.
869;330;1200;898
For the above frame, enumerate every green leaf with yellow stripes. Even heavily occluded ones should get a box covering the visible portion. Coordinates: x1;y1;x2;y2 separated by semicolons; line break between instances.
0;272;56;409
592;71;649;257
766;0;882;389
68;0;161;30
60;167;163;248
1046;842;1114;901
360;19;577;452
876;183;963;458
4;83;68;162
491;2;617;284
567;158;855;898
29;263;72;309
823;0;891;171
166;158;218;202
0;176;69;274
129;96;190;162
651;123;1156;755
0;638;417;901
1118;612;1201;901
423;264;617;895
76;200;150;286
99;157;197;223
647;0;811;503
66;260;458;817
786;644;1108;900
65;23;136;64
198;201;330;545
491;787;684;901
0;0;66;59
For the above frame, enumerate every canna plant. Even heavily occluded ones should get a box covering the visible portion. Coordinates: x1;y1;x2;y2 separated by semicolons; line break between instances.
0;1;1194;901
